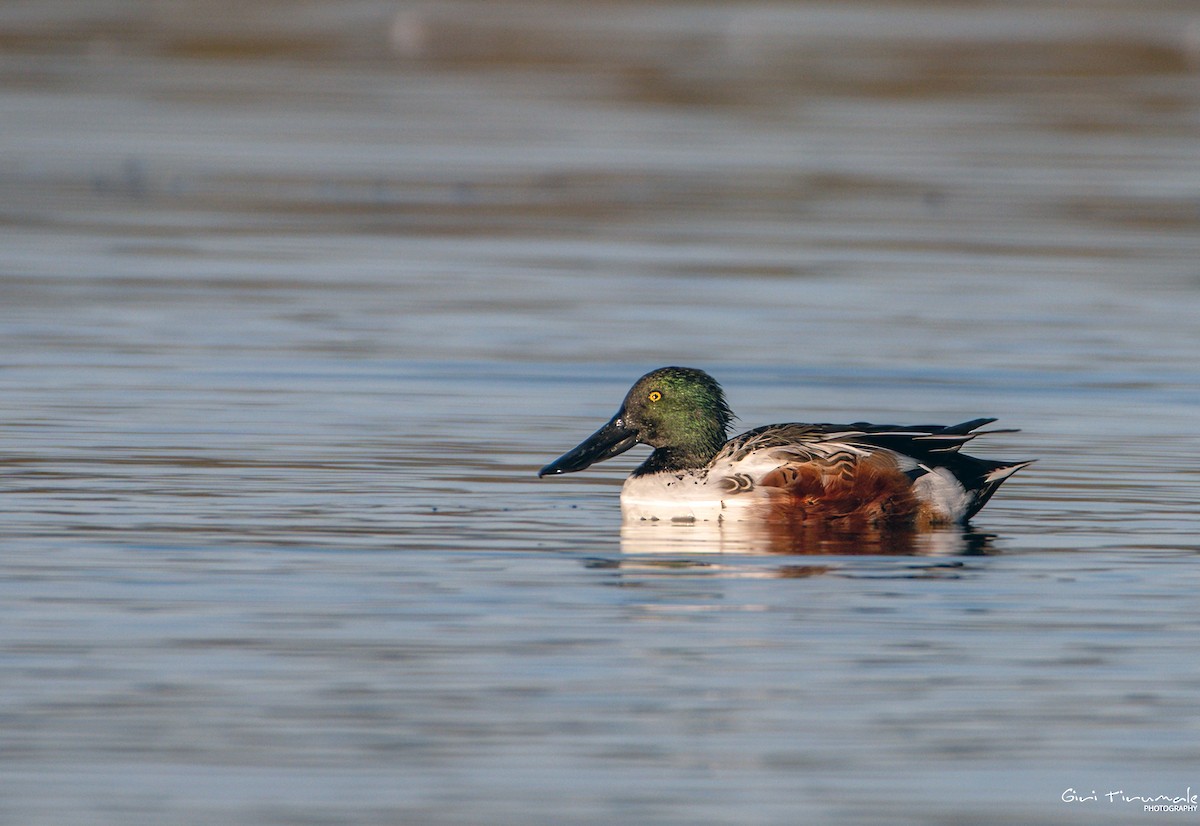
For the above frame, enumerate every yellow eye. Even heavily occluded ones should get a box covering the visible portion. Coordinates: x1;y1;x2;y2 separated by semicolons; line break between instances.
648;391;662;402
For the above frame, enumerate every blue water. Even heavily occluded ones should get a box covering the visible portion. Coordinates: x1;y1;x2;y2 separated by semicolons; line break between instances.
2;1;1200;824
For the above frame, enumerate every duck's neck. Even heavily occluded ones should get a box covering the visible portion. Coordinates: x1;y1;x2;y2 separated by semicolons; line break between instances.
633;441;723;476
632;410;730;476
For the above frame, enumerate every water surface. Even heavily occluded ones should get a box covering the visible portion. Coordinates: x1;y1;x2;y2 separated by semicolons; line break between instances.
2;1;1200;824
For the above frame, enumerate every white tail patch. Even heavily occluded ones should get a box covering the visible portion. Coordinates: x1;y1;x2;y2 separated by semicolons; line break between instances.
984;461;1035;484
911;466;973;523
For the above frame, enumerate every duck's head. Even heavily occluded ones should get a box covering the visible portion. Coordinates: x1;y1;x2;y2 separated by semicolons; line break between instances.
538;366;734;477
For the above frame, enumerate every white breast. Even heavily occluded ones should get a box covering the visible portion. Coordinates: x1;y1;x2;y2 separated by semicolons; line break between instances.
620;470;768;523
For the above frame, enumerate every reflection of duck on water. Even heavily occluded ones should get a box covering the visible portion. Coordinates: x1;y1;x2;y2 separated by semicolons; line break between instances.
618;518;996;557
540;367;1031;529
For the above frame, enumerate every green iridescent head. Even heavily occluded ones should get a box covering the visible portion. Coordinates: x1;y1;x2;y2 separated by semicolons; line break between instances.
538;367;734;477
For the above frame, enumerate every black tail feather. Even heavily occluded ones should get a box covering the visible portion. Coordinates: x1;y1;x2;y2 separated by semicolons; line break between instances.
960;458;1035;520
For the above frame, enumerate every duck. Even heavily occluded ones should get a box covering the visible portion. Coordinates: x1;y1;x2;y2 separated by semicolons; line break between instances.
538;366;1031;526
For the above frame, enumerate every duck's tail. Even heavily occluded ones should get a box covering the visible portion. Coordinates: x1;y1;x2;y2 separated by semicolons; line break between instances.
960;457;1035;520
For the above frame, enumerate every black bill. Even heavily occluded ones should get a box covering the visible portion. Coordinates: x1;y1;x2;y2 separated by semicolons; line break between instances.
537;413;639;477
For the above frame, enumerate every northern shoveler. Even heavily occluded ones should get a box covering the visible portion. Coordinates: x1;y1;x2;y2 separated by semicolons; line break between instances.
538;366;1032;526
